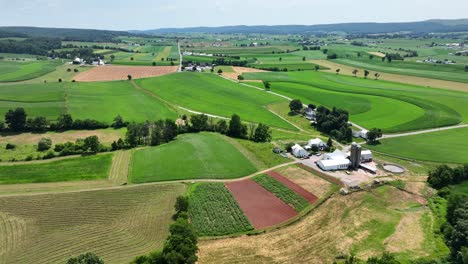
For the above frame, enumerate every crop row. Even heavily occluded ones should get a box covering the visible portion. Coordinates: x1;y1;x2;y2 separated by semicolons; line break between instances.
253;174;309;211
189;183;253;236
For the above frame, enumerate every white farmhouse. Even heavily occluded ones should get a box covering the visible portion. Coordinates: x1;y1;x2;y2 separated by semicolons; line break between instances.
291;144;309;158
305;138;327;150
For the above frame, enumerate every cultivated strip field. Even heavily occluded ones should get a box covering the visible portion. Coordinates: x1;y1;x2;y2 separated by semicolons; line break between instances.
225;179;298;229
198;186;443;263
0;183;186;264
222;66;267;81
274;165;333;198
266;171;318;204
109;151;131;184
74;65;177;82
312;59;468;92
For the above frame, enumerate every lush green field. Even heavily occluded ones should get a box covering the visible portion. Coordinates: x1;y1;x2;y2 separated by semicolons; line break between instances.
0;80;177;122
136;73;296;130
68;81;177;122
189;183;253;236
0;154;113;184
107;46;178;66
253;174;309;211
244;71;468;132
0;183;185;264
0;60;60;82
367;127;468;164
129;133;257;183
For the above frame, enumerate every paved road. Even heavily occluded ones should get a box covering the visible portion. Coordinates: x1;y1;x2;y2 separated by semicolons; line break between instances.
380;124;468;139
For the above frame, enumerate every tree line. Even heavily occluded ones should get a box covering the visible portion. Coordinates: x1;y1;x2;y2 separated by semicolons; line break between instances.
118;113;272;150
0;37;61;56
314;105;353;143
1;108;111;133
427;165;468;264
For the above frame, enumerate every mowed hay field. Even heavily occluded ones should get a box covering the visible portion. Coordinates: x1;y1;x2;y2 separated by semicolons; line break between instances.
129;133;258;183
0;154;113;184
198;186;447;263
244;71;468;133
0;60;59;82
136;73;296;130
367;127;468;164
74;65;177;82
0;183;186;264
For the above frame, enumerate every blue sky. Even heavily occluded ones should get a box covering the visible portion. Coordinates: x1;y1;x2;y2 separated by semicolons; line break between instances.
0;0;467;30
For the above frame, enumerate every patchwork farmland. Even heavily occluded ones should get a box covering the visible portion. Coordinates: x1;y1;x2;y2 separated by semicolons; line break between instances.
0;16;467;264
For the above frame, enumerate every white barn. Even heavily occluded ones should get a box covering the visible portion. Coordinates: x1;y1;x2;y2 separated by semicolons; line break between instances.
318;149;351;171
291;144;308;158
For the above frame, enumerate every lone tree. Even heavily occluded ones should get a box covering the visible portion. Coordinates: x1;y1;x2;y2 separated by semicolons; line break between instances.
279;57;282;61
253;123;272;143
327;137;333;148
366;128;383;144
263;80;271;90
84;135;100;153
130;57;134;61
336;68;340;75
127;74;132;81
352;69;358;77
374;73;380;80
67;253;104;264
302;56;306;61
364;70;370;78
110;54;115;61
152;61;156;66
5;107;27;131
37;138;52;151
227;114;247;139
237;75;244;81
217;69;223;75
465;65;468;72
315;65;320;71
289;99;303;113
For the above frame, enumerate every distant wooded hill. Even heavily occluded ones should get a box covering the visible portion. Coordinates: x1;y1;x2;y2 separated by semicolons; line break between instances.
0;27;136;42
134;19;468;35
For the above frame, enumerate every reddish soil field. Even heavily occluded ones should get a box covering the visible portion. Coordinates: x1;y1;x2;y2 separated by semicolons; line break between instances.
225;179;298;229
266;171;318;204
75;65;177;82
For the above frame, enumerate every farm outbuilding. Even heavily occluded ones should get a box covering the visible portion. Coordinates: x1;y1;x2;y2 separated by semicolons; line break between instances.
291;144;309;158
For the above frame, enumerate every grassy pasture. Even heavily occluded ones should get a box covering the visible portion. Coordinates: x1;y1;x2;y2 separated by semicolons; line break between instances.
183;46;296;55
136;73;296;130
129;133;257;183
252;174;309;212
0;60;60;82
243;71;468;132
0;183;185;264
189;183;253;236
367;127;468;164
68;81;177;123
0;154;113;184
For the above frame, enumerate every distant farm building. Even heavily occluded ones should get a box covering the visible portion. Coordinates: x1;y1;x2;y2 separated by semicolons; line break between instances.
304;107;316;120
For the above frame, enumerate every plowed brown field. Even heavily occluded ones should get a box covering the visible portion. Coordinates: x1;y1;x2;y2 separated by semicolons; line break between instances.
75;65;177;82
225;179;297;229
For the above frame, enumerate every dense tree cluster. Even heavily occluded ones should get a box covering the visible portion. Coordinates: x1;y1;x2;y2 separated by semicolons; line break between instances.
444;194;468;263
0;37;61;56
314;106;353;143
428;165;468;190
334;252;401;264
366;128;383;144
125;120;178;148
67;252;104;264
212;58;249;67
